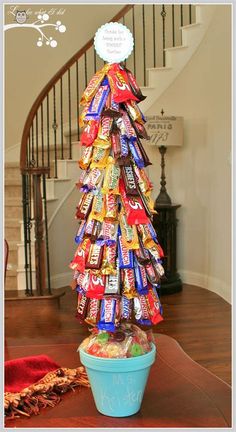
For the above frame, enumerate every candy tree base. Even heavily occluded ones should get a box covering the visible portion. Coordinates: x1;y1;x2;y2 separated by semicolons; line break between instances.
79;344;156;417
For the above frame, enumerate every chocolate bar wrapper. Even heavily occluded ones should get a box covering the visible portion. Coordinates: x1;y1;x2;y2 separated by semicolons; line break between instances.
80;64;110;105
98;297;116;332
119;178;150;225
121;296;132;320
85;78;110;121
134;296;152;326
107;64;139;103
105;259;120;294
85;298;100;325
121;165;138;196
121;268;137;299
118;234;134;269
75;192;94;220
81;120;99;146
74;220;86;244
105;193;118;221
90;147;110;169
76;293;89;323
101;243;117;275
134;257;148;295
78;146;93;170
85;243;104;269
119;210;139;250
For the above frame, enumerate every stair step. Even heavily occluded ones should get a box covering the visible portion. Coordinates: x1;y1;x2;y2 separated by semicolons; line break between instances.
5;219;21;241
164;45;188;52
5;163;21;181
180;22;201;30
5;272;17;291
5;179;22;198
7;241;18;267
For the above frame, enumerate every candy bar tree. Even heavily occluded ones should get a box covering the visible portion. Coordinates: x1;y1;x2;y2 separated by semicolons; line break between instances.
70;23;164;332
70;23;165;417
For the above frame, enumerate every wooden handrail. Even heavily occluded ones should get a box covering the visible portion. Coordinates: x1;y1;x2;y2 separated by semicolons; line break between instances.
20;4;134;173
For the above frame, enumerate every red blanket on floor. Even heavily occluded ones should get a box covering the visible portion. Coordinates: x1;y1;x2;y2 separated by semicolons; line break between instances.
5;355;60;393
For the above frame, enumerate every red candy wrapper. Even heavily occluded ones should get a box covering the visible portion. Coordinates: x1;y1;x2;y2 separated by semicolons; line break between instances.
146;287;163;325
81;120;99;146
119;178;149;225
86;243;104;269
107;64;138;103
86;274;106;299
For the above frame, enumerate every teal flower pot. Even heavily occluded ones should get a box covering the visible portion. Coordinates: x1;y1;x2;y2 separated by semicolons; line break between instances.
79;343;156;417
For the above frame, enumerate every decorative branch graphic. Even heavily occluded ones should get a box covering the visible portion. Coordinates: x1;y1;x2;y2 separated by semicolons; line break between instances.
4;12;66;47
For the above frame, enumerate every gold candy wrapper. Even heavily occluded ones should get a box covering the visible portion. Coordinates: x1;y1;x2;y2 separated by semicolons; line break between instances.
79;146;93;170
90;148;110;169
137;224;156;249
119;211;139;250
93;137;111;150
102;156;120;195
80;64;111;106
90;191;105;223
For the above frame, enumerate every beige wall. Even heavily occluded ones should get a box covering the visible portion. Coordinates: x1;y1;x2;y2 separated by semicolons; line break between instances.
4;4;121;149
145;5;231;302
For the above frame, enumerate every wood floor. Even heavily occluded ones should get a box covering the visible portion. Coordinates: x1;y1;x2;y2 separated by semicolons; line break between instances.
5;284;231;385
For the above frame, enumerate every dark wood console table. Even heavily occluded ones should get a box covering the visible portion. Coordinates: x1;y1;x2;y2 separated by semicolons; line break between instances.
5;334;231;428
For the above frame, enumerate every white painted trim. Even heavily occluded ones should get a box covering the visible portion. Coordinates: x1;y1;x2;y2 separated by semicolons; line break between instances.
179;269;231;304
50;271;72;289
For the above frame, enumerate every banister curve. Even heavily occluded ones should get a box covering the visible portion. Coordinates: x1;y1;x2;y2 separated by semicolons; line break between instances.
20;4;134;173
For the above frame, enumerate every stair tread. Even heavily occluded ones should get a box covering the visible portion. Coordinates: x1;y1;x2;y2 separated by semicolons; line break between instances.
5;179;22;186
180;22;201;30
5;162;20;168
147;66;172;71
5;197;22;206
8;240;18;250
5;219;21;227
164;45;188;51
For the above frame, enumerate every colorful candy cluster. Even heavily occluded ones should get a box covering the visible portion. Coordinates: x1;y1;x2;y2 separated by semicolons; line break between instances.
70;62;164;332
79;324;153;358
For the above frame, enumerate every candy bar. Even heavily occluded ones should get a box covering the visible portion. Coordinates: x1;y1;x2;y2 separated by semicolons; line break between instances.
90;147;110;169
146;287;163;325
75;220;86;244
121;165;138;195
98;297;116;332
134;257;148;295
81;120;99;146
85;298;100;326
102;156;120;195
80;63;110;105
119;135;129;159
124;100;143;124
134;296;152;326
118;234;134;268
69;238;91;273
90;190;105;222
122;268;137;299
102;243;117;275
145;259;160;285
91;220;102;242
128;139;145;168
105;259;120;294
136;137;152;167
103;92;121;118
82;168;102;192
121;109;137;138
107;64;138;103
85;78;110;120
86;274;106;299
119;178;149;225
111;131;121;160
119;211;139;249
76;293;89;323
137;224;156;249
134;238;150;264
78;146;93;170
76;192;94;220
124;66;147;102
134;121;150;140
86;243;104;269
121;296;132;320
97;115;113;141
97;221;118;245
105;193;118;221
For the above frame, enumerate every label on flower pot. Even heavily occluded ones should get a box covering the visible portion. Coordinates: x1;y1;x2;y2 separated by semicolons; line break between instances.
94;22;134;63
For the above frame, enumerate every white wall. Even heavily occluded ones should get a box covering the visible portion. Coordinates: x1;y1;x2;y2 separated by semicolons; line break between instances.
144;5;231;302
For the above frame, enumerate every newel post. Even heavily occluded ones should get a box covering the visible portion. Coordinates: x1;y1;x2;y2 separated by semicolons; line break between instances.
33;173;46;295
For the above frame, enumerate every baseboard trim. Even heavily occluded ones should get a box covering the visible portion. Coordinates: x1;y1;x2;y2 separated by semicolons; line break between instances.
179;269;231;304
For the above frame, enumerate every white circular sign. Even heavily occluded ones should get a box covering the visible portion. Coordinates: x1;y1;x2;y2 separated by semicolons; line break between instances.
94;22;134;63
